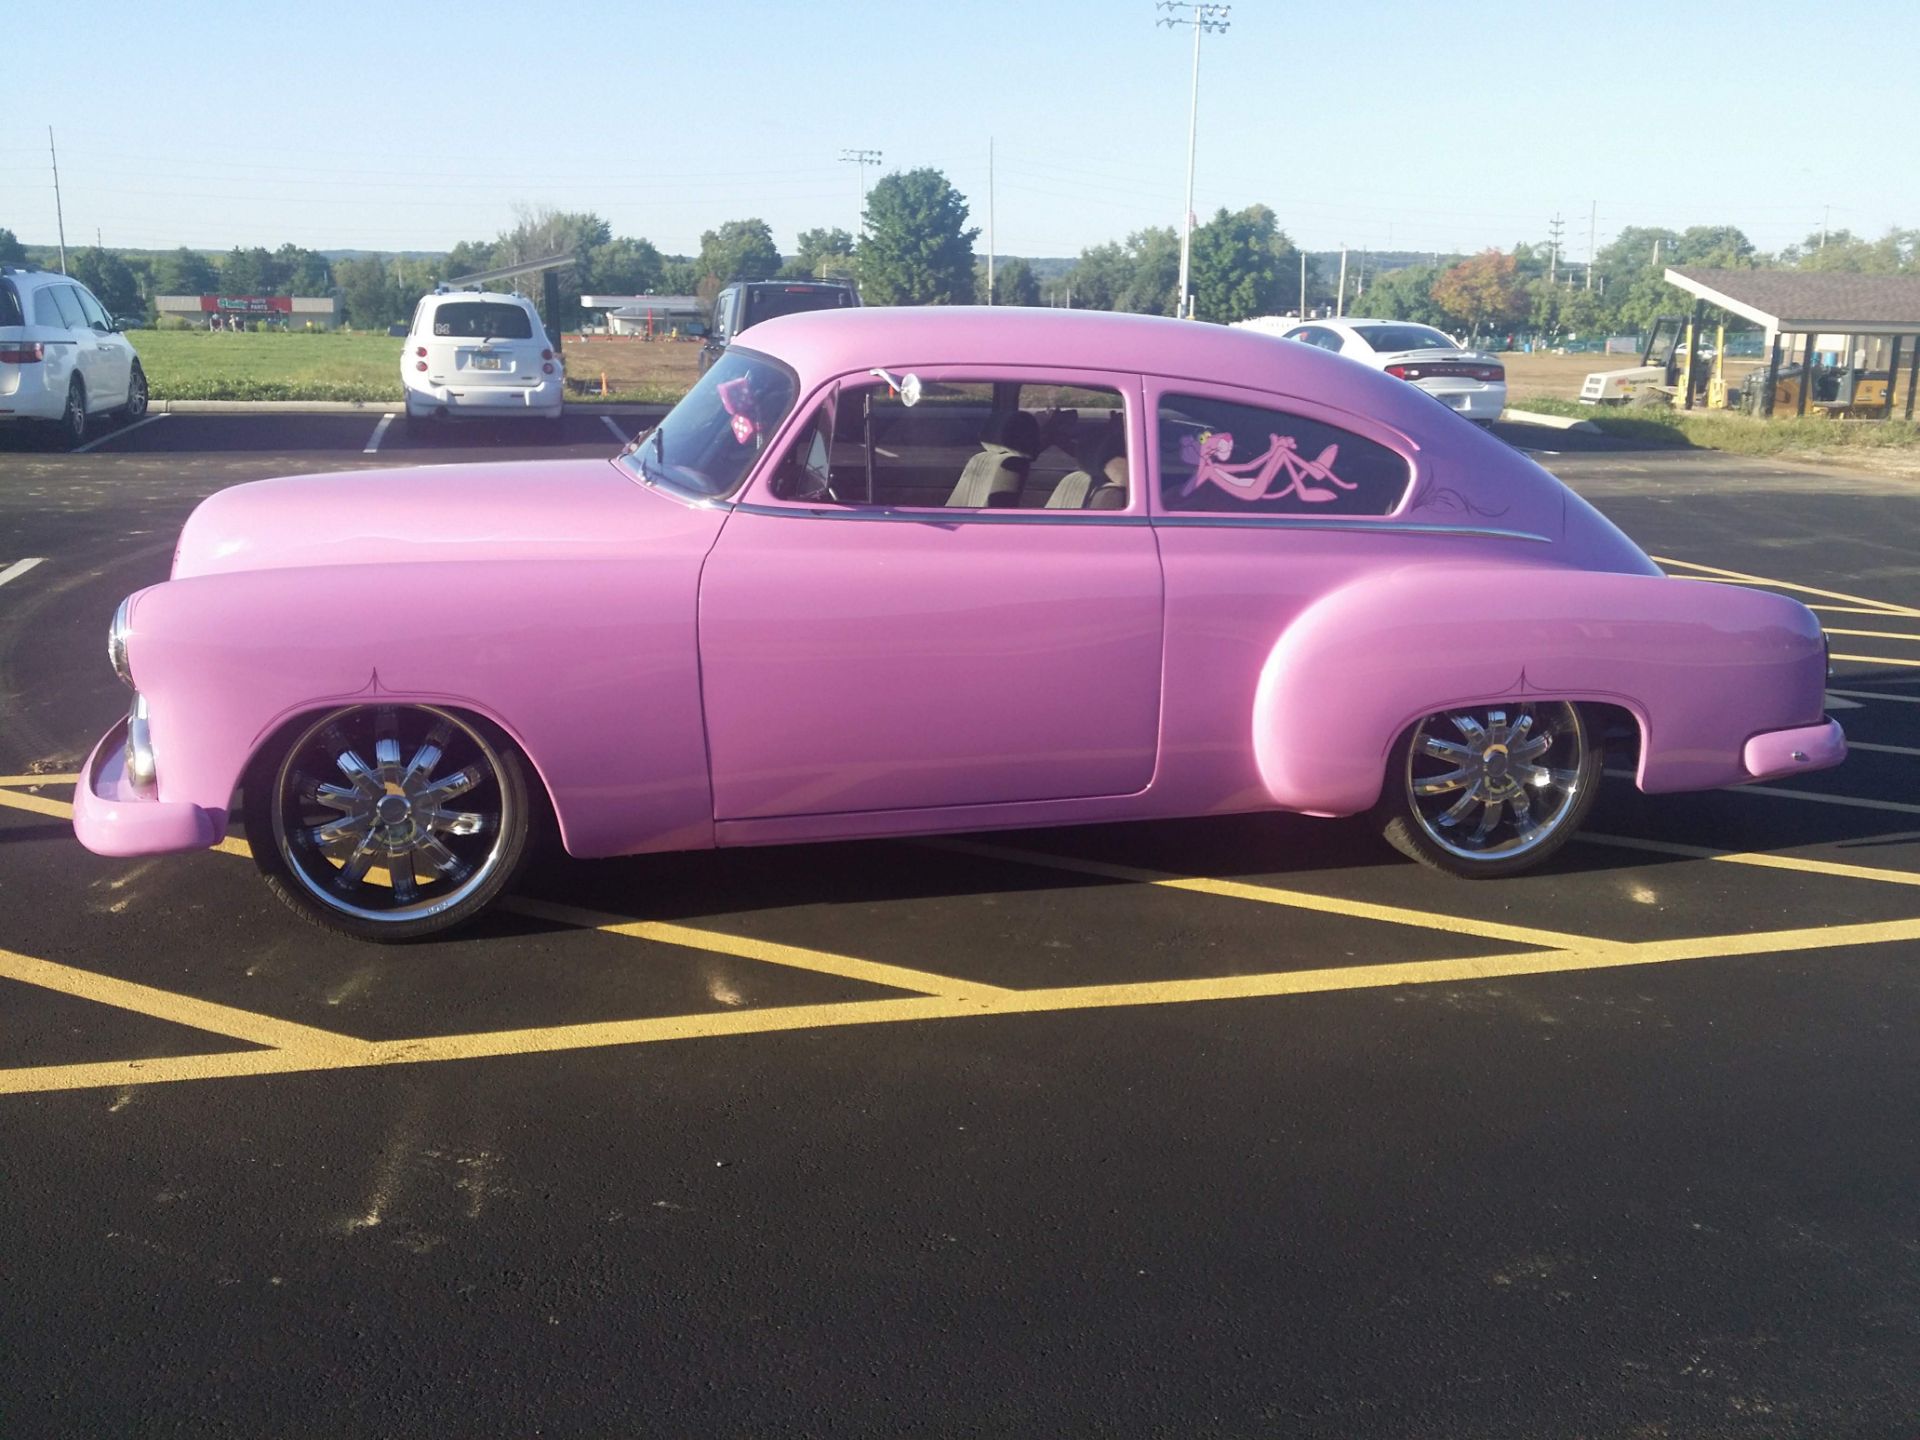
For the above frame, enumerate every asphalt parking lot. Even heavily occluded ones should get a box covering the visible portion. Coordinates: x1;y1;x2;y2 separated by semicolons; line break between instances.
2;412;1918;1436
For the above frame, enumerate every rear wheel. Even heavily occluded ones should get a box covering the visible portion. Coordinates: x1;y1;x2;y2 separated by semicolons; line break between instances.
56;377;87;449
244;704;531;941
1377;700;1601;878
120;361;149;421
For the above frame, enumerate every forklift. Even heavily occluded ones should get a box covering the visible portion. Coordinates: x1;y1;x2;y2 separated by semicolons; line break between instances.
1579;315;1712;406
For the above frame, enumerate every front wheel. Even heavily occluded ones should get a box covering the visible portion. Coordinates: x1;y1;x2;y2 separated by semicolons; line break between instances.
1376;700;1601;878
244;704;531;941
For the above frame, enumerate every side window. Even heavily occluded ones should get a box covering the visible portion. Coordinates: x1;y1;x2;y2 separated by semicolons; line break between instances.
50;286;90;331
72;286;111;331
34;288;67;328
1158;393;1411;517
1304;327;1343;352
771;379;1130;512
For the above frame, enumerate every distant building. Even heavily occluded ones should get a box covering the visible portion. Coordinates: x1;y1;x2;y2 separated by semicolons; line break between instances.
580;294;701;335
155;294;343;329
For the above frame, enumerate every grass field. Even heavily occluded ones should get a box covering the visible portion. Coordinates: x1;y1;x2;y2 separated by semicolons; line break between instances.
134;330;704;403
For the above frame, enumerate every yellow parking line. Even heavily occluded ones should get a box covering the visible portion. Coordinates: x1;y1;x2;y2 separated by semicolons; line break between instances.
923;838;1626;953
8;910;1920;1097
1848;741;1920;758
0;773;80;788
1580;831;1920;888
1652;555;1920;617
0;946;369;1055
0;788;76;821
1823;629;1920;642
1831;653;1920;669
501;896;1008;1003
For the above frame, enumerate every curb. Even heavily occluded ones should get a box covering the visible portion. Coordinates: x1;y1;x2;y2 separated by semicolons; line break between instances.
1501;407;1599;434
150;400;670;417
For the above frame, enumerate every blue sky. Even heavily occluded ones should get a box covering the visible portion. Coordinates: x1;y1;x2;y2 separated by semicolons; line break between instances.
5;0;1910;260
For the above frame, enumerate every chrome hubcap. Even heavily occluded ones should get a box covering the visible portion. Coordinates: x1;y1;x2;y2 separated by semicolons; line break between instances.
1405;702;1586;862
272;705;511;923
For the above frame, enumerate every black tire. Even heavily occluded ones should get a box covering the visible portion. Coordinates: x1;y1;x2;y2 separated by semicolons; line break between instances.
243;704;533;942
56;377;87;449
119;361;149;422
1375;700;1602;879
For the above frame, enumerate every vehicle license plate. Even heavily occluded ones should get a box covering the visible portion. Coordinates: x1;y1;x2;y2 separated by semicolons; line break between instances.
470;355;505;371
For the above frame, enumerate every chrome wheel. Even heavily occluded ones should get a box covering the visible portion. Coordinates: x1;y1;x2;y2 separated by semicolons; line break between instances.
1399;701;1594;868
123;362;148;420
266;705;521;930
62;380;87;447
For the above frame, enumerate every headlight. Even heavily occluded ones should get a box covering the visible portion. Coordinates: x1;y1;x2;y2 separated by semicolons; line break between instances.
108;596;135;689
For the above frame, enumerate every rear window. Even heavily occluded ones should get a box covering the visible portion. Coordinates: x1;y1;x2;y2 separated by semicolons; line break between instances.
0;280;20;328
429;302;534;340
741;285;855;329
1353;324;1459;353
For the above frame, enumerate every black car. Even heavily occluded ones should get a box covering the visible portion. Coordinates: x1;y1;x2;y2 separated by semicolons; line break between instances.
698;280;858;370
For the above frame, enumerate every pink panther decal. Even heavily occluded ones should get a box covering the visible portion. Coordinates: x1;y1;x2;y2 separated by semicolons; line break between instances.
1178;430;1356;504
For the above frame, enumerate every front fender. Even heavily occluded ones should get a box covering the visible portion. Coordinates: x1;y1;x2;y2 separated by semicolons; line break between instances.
120;556;714;858
1251;566;1829;815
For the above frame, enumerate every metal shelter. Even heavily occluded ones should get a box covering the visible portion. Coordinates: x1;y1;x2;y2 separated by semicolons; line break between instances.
1664;267;1920;419
443;252;576;339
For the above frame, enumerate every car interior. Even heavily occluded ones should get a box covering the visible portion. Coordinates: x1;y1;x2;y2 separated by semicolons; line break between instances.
773;381;1132;511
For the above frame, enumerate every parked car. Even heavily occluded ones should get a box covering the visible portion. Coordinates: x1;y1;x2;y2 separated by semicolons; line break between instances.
0;265;148;447
1276;318;1507;424
76;307;1843;940
401;287;562;425
698;280;858;371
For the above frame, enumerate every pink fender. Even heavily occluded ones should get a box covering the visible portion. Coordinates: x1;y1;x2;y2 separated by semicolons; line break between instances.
1251;566;1829;816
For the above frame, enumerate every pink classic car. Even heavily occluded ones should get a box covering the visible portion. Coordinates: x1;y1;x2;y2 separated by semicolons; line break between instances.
75;308;1845;939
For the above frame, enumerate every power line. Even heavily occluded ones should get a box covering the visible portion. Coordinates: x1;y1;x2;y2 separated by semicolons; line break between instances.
839;148;883;240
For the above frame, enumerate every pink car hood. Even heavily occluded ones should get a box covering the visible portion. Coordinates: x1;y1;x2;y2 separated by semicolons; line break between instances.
172;458;683;579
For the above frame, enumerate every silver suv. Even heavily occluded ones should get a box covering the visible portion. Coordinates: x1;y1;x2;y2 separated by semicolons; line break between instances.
0;265;147;447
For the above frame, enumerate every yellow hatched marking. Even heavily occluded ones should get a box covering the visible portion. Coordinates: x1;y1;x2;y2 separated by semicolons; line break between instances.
0;946;369;1055
1652;555;1920;617
7;913;1920;1096
1823;629;1920;642
502;896;1009;1004
923;838;1626;953
1831;653;1920;670
1581;832;1920;888
0;788;76;821
0;773;80;788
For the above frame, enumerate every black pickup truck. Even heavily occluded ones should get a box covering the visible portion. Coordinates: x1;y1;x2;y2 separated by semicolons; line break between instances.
698;280;859;371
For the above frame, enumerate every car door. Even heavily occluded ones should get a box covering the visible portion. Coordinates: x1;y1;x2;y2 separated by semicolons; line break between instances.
70;284;130;407
46;285;108;408
698;367;1166;820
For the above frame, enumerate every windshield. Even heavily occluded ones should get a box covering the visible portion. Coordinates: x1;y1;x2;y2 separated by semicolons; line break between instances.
619;349;798;501
1355;324;1460;353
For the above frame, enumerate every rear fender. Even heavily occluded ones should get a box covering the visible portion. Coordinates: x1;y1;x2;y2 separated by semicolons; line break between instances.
1251;566;1827;815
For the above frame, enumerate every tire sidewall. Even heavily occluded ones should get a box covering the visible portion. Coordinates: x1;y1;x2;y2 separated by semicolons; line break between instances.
123;363;148;420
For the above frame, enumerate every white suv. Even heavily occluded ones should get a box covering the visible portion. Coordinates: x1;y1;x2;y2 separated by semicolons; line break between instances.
402;288;563;425
0;265;148;448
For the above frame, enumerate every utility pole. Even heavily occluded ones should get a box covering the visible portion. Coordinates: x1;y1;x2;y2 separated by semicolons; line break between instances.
1157;1;1231;321
1336;246;1348;317
986;137;995;304
839;148;883;240
1820;204;1830;250
1547;213;1564;287
1299;251;1306;318
1587;201;1597;290
49;126;68;274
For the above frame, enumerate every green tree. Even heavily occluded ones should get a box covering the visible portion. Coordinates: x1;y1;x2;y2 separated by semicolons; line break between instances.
782;227;855;280
71;248;142;318
1117;226;1181;314
0;228;25;265
1431;249;1526;344
583;236;665;296
993;257;1040;306
1354;264;1449;327
334;256;402;330
1188;204;1297;323
219;246;273;295
150;247;217;296
1064;240;1130;310
659;259;701;295
274;243;333;294
444;238;496;278
698;218;780;284
857;168;978;305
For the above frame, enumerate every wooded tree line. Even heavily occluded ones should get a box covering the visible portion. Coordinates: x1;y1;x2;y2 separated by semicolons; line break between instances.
5;174;1913;339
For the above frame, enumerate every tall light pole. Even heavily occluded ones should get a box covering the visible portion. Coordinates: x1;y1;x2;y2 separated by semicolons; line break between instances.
840;148;883;240
1157;2;1230;321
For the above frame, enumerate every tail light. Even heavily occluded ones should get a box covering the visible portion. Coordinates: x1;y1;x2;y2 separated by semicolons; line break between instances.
415;346;427;358
1386;362;1505;383
540;348;554;361
415;360;428;372
0;343;45;364
542;362;554;374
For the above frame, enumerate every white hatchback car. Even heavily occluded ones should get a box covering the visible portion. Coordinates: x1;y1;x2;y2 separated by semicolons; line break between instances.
0;265;148;448
402;288;563;425
1278;318;1506;424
